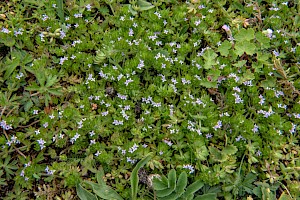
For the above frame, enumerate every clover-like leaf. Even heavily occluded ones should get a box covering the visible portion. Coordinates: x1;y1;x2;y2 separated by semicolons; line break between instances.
235;28;255;42
234;41;256;56
218;40;232;57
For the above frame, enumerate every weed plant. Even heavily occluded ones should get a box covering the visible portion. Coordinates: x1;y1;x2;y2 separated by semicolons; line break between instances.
0;0;299;199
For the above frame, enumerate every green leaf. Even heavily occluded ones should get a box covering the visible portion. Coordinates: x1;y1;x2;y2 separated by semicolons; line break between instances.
56;0;65;23
255;32;270;49
233;60;247;68
137;0;155;11
4;58;19;80
156;187;175;198
76;183;98;200
234;41;256;56
48;88;63;96
179;25;189;36
235;28;255;42
278;192;292;200
182;180;204;197
209;146;223;162
153;177;168;191
85;180;123;200
202;49;218;69
260;76;276;88
168;169;176;190
222;145;238;155
217;40;231;57
96;169;106;187
175;172;187;195
1;36;15;47
131;153;153;200
194;193;217;200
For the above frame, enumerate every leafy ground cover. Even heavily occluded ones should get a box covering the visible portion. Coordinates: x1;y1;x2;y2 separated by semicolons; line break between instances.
0;0;299;199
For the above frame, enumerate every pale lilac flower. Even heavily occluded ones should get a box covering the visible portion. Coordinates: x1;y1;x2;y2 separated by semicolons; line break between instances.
128;143;139;153
183;164;195;174
95;151;101;156
222;25;230;32
37;138;46;150
42;14;49;21
86;4;92;11
70;133;80;144
256;150;262;156
74;13;82;18
127;157;136;164
1;28;10;34
252;124;259;133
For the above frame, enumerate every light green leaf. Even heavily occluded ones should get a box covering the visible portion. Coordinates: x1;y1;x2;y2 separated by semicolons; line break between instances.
153;176;168;191
235;28;255;42
175;172;187;195
222;145;238;155
76;183;98;200
260;76;276;88
168;169;176;190
233;60;247;68
209;146;223;162
194;193;217;200
202;49;218;69
182;180;204;197
234;41;256;56
131;153;153;200
156;187;175;198
56;0;65;23
4;58;19;80
217;40;231;57
137;0;155;11
1;36;15;47
255;32;270;49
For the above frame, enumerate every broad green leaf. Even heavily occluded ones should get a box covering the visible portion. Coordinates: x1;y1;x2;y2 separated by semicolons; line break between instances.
260;76;276;88
234;41;256;56
218;40;231;57
156;187;175;198
159;192;180;200
127;5;138;15
233;60;247;68
76;183;98;200
175;172;187;195
222;145;238;155
194;193;217;200
153;177;168;191
202;49;218;69
1;36;15;47
137;0;155;11
96;169;106;187
56;0;65;23
241;69;255;82
168;169;176;190
255;32;270;49
209;146;223;162
235;28;255;42
195;145;209;161
183;180;204;196
91;184;123;200
131;153;153;200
